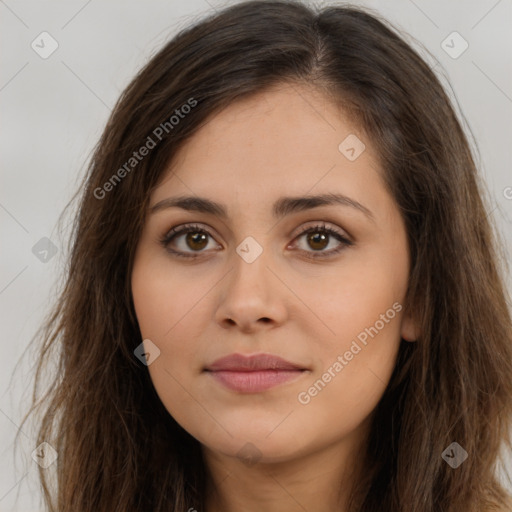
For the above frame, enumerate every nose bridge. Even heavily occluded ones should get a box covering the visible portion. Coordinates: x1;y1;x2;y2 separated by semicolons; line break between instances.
229;237;272;299
215;235;287;329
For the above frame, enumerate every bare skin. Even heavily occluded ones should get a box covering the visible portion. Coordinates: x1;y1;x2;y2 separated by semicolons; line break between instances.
131;82;418;512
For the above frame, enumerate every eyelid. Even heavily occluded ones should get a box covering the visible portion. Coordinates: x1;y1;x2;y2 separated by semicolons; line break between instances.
160;222;221;252
291;221;351;241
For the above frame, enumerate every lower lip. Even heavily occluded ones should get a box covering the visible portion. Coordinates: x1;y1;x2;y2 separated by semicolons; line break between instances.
206;369;305;393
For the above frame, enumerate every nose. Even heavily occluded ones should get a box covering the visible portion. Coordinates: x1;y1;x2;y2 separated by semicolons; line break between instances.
214;247;289;333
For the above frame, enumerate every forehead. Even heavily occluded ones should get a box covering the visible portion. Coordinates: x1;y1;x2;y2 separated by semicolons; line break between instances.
152;83;389;218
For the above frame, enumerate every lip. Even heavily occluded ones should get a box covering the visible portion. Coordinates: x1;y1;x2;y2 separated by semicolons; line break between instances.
206;353;306;372
204;353;308;393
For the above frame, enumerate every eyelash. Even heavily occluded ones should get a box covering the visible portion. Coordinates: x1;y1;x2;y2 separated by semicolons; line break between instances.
159;222;353;260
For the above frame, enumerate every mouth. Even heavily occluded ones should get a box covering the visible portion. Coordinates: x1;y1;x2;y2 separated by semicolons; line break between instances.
204;353;309;393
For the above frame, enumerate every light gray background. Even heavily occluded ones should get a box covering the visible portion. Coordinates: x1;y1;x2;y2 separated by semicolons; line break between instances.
1;0;511;510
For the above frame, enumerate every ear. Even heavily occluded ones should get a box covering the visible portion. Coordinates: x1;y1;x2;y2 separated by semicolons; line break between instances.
400;306;419;342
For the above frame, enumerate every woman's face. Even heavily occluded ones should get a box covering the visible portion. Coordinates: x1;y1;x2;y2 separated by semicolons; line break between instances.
131;82;417;466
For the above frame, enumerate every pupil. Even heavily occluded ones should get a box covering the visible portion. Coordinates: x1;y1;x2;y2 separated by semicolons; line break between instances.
308;232;328;250
186;232;208;250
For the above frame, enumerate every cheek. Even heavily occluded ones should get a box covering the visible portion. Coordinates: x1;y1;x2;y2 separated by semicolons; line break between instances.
131;266;206;375
131;248;215;342
131;253;220;433
295;292;403;444
297;242;407;354
293;242;406;415
294;340;399;453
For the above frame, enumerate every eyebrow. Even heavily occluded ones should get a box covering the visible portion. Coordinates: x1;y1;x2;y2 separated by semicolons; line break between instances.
149;193;375;222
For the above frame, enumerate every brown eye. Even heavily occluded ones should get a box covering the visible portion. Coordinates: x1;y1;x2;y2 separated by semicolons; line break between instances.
160;222;353;260
185;231;208;251
305;232;329;251
160;224;220;257
293;224;353;259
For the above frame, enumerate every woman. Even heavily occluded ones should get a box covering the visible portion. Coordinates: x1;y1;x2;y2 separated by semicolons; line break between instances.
19;1;512;510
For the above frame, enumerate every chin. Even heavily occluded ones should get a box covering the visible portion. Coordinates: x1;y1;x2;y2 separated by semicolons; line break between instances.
203;434;308;465
195;417;315;462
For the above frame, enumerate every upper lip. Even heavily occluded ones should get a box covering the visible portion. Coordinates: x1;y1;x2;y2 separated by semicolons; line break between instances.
205;353;306;372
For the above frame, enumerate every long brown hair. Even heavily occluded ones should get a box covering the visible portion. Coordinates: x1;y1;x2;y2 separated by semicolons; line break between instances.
16;1;512;510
